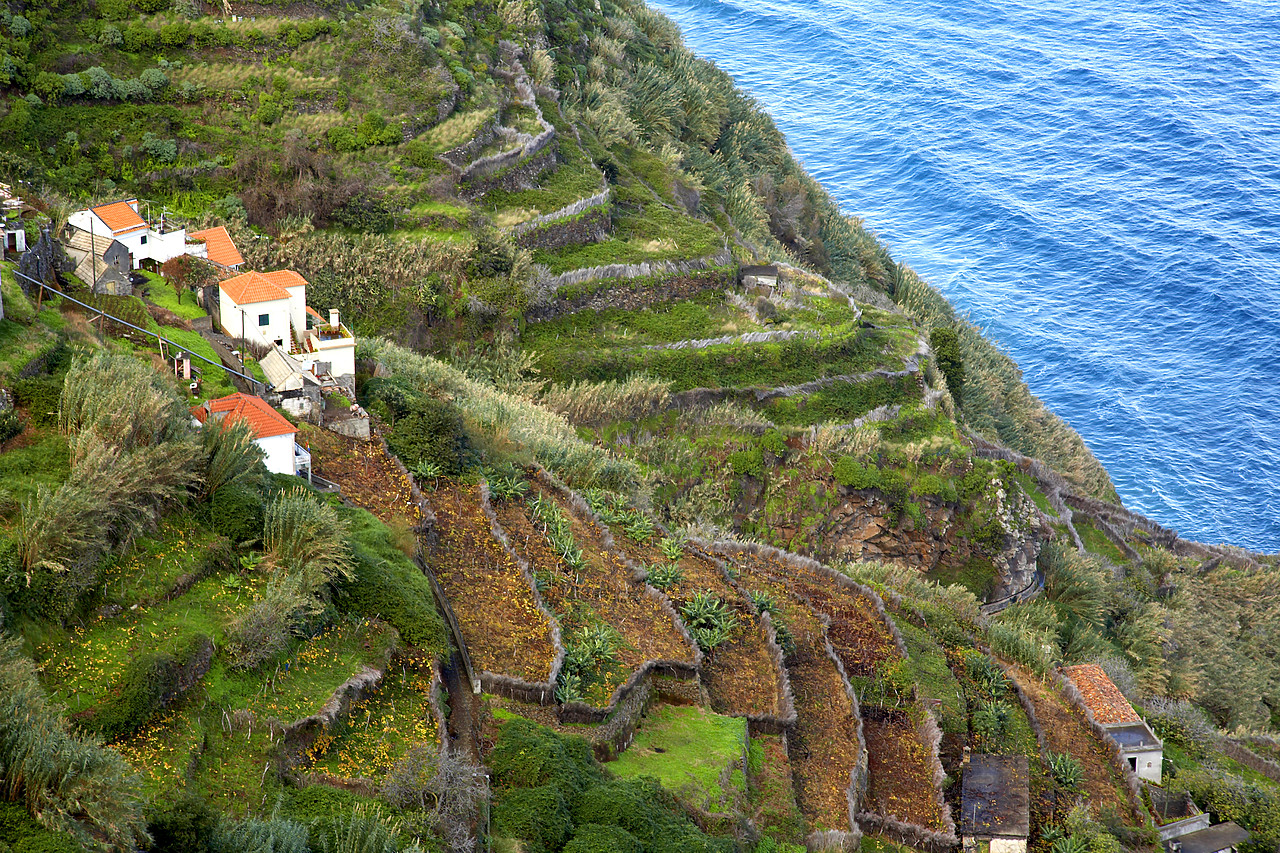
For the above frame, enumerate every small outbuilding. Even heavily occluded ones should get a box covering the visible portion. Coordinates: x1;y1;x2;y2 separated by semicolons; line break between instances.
740;264;779;292
1063;663;1163;783
961;755;1029;853
1167;822;1250;853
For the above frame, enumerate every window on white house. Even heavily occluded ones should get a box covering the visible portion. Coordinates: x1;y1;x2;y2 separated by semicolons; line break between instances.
258;313;269;326
140;235;147;244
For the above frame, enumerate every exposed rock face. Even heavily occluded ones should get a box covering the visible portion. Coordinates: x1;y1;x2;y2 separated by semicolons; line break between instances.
817;486;1046;602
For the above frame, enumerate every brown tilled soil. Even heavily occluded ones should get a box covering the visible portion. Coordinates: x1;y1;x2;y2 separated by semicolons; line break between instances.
1008;665;1139;821
734;557;857;833
426;483;555;683
494;486;692;704
301;426;419;526
616;532;782;717
862;709;947;829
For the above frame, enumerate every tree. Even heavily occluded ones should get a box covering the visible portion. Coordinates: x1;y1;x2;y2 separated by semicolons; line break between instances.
160;253;214;298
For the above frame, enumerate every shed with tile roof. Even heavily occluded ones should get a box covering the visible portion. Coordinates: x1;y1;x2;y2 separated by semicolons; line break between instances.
1064;663;1163;782
191;392;307;477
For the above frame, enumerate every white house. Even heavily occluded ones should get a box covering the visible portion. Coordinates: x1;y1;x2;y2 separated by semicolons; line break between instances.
217;269;355;380
67;199;192;269
191;392;310;478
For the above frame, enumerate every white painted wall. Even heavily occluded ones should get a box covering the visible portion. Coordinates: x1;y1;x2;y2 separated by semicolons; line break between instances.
284;283;307;336
219;293;292;350
1126;747;1163;784
991;838;1027;853
255;432;297;476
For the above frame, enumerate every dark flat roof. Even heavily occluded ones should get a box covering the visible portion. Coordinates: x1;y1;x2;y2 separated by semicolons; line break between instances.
1170;823;1250;853
1105;720;1161;750
740;264;779;276
961;755;1029;837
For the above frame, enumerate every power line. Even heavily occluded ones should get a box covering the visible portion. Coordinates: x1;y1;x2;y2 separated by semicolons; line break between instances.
10;266;269;391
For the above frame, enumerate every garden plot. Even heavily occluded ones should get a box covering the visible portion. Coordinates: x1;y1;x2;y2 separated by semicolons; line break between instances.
302;426;420;526
748;733;806;845
304;657;440;784
425;482;556;683
861;708;946;828
609;704;748;814
490;481;693;707
36;571;265;717
582;491;784;718
731;563;861;834
754;556;951;831
110;618;397;812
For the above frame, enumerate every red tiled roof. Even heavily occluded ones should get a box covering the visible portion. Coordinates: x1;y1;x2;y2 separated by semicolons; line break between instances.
220;271;290;305
261;269;308;290
192;392;295;439
189;226;244;267
93;200;147;235
306;306;325;320
1063;664;1141;724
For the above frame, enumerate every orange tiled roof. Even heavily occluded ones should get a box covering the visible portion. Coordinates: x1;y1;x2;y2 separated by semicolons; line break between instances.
93;200;147;235
192;392;295;439
189;226;244;267
220;271;290;305
261;269;308;290
1063;664;1141;724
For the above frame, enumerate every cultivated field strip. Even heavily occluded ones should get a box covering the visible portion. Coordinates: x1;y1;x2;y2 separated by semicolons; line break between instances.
424;482;557;684
709;541;953;835
593;511;789;719
729;559;865;838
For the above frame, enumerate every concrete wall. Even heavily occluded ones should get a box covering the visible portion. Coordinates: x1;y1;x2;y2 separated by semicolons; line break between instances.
1125;745;1163;783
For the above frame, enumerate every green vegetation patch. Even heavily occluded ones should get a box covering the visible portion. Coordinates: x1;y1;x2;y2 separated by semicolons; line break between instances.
895;621;966;737
764;373;922;426
534;204;721;275
609;704;747;809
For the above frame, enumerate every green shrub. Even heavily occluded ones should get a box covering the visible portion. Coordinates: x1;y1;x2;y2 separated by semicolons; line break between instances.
147;790;218;853
385;400;472;476
930;325;964;401
12;377;60;427
0;408;20;444
760;428;787;455
88;634;213;739
645;562;683;590
564;824;644;853
492;785;573;853
1048;751;1084;789
679;592;737;652
338;509;447;653
208;482;265;545
728;447;763;478
0;802;79;853
832;456;880;489
488;718;601;796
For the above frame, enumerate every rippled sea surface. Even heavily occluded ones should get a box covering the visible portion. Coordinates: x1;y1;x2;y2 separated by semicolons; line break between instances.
650;0;1280;551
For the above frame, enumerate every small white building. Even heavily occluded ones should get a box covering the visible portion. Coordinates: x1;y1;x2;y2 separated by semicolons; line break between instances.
191;392;310;478
218;269;355;380
1063;663;1163;784
187;225;244;271
67;199;192;269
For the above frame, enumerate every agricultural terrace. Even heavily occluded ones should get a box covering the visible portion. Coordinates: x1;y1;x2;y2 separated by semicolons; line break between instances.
488;477;693;706
1008;665;1141;822
301;425;420;526
729;561;860;833
424;481;556;683
583;489;785;718
723;548;949;832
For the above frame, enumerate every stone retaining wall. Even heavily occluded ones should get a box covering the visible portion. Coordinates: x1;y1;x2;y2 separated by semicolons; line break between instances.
515;205;610;252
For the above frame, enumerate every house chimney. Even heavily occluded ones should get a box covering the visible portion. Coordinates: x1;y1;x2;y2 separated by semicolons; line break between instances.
329;309;339;328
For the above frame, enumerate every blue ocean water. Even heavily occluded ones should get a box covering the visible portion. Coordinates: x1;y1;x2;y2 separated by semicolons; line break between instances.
650;0;1280;552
